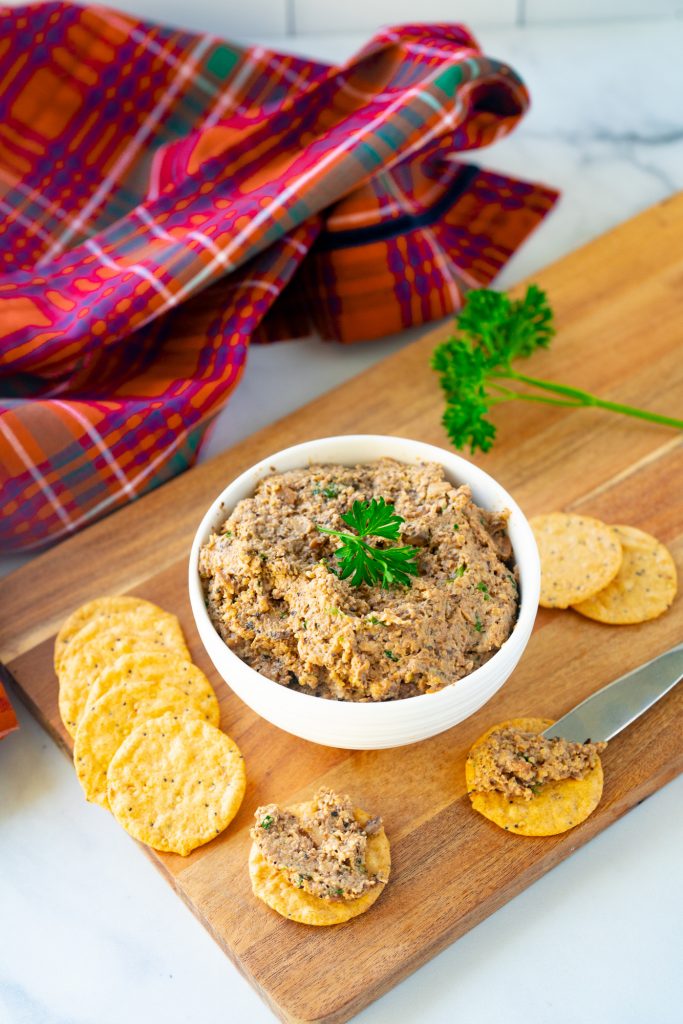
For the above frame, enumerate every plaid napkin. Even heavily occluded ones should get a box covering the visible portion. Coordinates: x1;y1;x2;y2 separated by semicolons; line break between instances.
0;669;19;739
0;3;557;553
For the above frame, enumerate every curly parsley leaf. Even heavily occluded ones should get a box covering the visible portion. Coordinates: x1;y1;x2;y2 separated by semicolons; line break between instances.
339;496;404;540
316;497;420;589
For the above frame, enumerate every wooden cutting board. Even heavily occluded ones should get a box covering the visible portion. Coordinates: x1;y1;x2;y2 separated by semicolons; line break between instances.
2;194;682;1024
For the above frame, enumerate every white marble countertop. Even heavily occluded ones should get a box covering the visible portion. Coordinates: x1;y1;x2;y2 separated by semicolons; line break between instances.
2;16;682;1024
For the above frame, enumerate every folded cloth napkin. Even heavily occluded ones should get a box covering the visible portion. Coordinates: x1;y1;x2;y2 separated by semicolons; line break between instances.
0;670;19;740
0;3;557;553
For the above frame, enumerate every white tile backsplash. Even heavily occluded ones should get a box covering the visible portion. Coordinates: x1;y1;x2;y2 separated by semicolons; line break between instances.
524;0;680;22
5;0;679;39
11;0;291;38
292;1;518;35
129;0;289;36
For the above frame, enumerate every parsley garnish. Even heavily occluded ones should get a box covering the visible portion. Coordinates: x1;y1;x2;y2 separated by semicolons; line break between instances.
316;498;420;589
448;562;467;581
384;649;399;662
432;285;683;453
313;482;340;499
453;523;459;530
473;618;484;633
334;888;344;897
260;815;274;830
476;581;490;600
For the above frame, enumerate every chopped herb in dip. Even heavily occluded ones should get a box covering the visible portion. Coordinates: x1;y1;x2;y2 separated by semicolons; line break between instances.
449;562;468;580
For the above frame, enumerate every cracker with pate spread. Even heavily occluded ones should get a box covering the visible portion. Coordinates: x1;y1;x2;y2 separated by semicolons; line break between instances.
466;717;605;836
249;787;390;925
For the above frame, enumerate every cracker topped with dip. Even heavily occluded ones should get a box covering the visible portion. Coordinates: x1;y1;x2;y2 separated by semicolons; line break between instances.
466;717;606;836
249;787;391;925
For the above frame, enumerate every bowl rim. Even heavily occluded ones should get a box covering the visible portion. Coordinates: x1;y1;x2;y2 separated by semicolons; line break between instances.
188;434;540;717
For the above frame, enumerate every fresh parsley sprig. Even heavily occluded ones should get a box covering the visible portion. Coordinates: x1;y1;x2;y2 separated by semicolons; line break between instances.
432;285;683;454
316;497;420;588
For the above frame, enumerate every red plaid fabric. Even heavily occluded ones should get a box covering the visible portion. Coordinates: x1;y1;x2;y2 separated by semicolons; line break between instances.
0;3;557;552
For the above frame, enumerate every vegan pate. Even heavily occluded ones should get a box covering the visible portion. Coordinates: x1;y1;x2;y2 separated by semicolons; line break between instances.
198;459;519;701
470;727;607;801
251;787;386;901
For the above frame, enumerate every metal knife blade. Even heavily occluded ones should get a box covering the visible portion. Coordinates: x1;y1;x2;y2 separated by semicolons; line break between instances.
542;642;683;743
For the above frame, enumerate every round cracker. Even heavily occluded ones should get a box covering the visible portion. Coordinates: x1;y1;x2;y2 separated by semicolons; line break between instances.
466;717;604;837
83;652;219;726
75;681;212;808
530;513;622;609
58;629;185;738
249;802;390;926
54;596;189;672
107;713;246;856
572;525;677;624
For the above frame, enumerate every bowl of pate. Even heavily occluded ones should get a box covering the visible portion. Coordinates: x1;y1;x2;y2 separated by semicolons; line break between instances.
189;435;540;749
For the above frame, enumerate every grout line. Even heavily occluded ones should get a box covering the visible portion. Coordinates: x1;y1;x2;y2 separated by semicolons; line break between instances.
518;0;527;28
286;0;296;36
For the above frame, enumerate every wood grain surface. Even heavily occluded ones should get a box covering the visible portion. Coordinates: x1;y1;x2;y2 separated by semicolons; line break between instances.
2;193;682;1024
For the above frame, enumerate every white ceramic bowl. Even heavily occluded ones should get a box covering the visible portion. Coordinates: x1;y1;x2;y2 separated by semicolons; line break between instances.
189;435;539;750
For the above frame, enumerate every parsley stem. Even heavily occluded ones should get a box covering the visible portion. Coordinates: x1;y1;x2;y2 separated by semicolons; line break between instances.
505;370;683;429
432;285;682;454
489;389;584;410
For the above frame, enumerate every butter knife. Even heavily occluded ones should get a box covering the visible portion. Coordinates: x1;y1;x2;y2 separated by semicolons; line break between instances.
542;642;683;743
